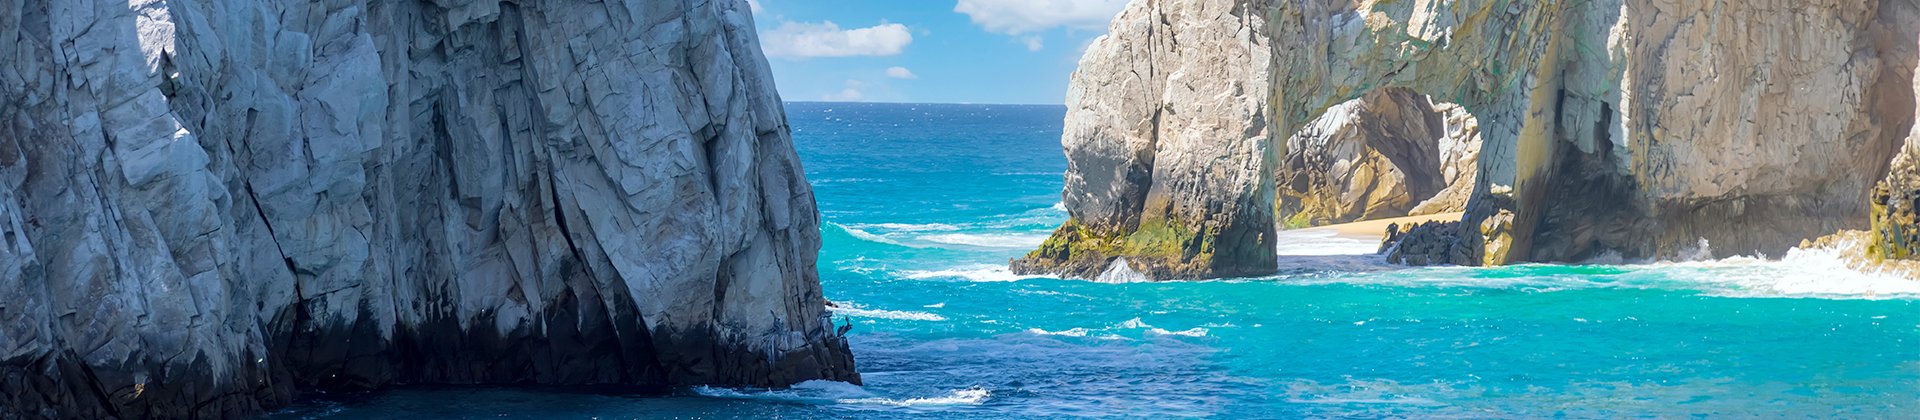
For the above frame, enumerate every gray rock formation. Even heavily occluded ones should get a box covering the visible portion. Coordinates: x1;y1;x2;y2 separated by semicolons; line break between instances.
1027;0;1920;277
1274;88;1480;228
0;0;857;417
1012;0;1277;280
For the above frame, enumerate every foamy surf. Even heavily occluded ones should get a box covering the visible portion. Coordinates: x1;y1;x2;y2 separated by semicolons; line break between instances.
1275;228;1383;256
901;264;1056;282
918;232;1052;248
1024;327;1090;337
847;222;964;232
1273;241;1920;300
830;302;948;321
692;381;990;408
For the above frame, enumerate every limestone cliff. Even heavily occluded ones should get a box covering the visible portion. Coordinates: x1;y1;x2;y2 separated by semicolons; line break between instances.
1274;88;1480;228
1026;0;1920;279
0;0;857;417
1012;0;1276;280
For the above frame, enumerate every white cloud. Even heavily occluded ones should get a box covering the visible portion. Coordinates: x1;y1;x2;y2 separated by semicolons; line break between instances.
1021;35;1044;51
822;80;866;101
747;0;762;14
762;21;913;59
954;0;1129;35
885;66;917;79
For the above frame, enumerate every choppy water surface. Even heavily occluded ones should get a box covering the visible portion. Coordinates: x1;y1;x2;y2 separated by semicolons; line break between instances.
283;102;1920;418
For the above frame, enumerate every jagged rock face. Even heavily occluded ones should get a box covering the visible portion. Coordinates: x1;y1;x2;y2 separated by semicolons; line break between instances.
1013;0;1276;280
1028;0;1920;277
1274;88;1481;228
1872;51;1920;260
0;0;857;417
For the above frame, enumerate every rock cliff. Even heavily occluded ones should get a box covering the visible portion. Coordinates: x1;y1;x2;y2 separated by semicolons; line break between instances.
0;0;857;417
1026;0;1920;279
1872;42;1920;260
1274;88;1480;228
1012;0;1277;280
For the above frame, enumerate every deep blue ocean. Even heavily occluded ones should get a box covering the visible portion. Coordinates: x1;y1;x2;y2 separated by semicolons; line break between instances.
281;102;1920;418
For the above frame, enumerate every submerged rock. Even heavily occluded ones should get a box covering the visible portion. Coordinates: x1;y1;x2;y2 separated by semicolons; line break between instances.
0;0;855;417
1027;0;1920;276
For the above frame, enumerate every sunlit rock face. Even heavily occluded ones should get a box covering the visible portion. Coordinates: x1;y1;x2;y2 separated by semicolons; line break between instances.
1274;88;1481;228
1013;0;1278;280
1025;0;1920;278
0;0;856;417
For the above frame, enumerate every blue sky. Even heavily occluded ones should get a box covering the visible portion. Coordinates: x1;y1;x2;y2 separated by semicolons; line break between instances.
749;0;1127;105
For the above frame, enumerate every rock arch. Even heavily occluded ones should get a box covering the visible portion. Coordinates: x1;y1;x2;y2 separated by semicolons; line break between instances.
1019;0;1920;279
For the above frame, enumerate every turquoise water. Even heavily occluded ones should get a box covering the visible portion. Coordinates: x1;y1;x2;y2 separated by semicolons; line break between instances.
285;102;1920;418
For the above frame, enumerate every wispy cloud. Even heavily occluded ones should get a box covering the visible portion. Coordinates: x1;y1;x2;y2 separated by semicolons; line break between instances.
762;21;914;59
885;66;918;79
954;0;1128;35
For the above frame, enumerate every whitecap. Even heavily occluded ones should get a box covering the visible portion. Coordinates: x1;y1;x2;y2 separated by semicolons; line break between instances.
901;264;1055;282
1116;317;1154;329
1024;327;1089;337
830;302;947;321
694;381;988;408
838;388;991;407
1050;202;1067;212
924;302;946;308
826;222;922;248
918;232;1051;248
1147;327;1209;337
846;222;963;232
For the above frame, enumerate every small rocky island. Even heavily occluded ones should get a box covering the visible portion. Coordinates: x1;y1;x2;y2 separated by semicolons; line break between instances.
1;0;855;417
1016;0;1920;280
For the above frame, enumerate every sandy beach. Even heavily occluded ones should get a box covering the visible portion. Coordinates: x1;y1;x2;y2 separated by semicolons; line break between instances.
1318;212;1465;240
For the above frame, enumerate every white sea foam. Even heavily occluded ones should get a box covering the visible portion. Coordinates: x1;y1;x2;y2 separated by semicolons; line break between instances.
839;388;992;407
830;302;947;321
847;222;963;232
1146;327;1209;337
902;264;1055;282
1650;239;1920;299
828;223;922;248
694;381;989;408
1275;227;1382;256
1116;317;1154;329
1024;327;1090;337
919;232;1051;248
1278;235;1920;300
1050;202;1067;212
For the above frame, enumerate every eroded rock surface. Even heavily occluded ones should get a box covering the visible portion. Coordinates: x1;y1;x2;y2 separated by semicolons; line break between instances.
1028;0;1920;277
1013;0;1277;280
1872;46;1920;261
1275;88;1481;228
0;0;856;417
